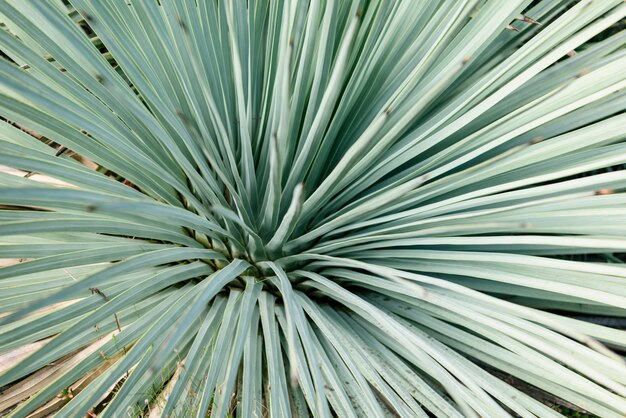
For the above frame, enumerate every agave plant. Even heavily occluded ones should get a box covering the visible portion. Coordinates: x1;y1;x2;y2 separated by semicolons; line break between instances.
1;0;626;416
